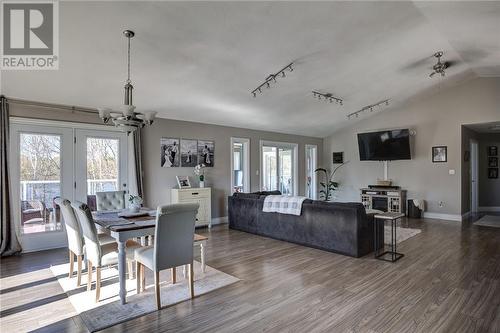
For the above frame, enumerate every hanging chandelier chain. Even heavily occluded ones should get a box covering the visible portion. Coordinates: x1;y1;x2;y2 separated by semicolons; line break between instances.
126;35;131;84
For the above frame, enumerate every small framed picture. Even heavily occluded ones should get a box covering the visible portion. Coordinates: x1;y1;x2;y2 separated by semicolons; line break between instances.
488;168;498;179
432;146;447;163
176;176;191;188
489;157;498;168
488;146;498;156
332;152;344;164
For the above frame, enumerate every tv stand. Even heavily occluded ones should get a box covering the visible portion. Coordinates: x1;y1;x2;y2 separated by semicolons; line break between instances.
361;187;406;214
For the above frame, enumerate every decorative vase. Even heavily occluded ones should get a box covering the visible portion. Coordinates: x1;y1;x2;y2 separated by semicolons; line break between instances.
129;204;140;213
199;180;205;188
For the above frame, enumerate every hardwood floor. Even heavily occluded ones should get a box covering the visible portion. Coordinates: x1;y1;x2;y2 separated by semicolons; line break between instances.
1;217;499;332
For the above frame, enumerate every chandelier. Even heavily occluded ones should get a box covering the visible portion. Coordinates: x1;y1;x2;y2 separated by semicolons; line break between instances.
98;30;156;133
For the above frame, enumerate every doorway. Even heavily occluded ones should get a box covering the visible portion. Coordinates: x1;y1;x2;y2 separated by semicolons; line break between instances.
260;140;298;196
230;137;250;193
470;139;479;214
10;119;128;252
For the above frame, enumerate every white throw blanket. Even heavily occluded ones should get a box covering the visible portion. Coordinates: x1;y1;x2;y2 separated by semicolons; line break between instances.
262;195;307;216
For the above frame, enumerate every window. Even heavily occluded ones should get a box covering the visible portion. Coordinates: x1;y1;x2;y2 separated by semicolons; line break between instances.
231;138;250;193
305;144;318;199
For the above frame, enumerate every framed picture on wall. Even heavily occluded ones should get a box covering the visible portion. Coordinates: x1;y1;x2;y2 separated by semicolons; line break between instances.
488;168;498;179
488;146;498;156
332;152;344;164
198;140;215;167
161;138;180;167
489;157;498;168
180;139;198;167
432;146;447;163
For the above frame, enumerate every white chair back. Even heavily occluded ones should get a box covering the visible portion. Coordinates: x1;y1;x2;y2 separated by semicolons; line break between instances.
55;197;83;256
71;201;102;266
153;203;198;271
96;191;126;211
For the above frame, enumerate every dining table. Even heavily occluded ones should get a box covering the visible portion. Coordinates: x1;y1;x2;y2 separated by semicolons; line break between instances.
92;208;208;305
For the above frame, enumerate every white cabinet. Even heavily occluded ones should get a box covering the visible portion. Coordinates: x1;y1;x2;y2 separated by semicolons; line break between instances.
171;188;212;228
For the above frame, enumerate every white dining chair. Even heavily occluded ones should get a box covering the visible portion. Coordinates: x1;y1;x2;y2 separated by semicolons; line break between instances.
135;203;199;310
71;201;140;302
55;197;115;286
95;190;126;211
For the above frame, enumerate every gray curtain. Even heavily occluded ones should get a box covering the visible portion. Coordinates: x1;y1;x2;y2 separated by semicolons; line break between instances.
0;96;22;256
133;128;144;199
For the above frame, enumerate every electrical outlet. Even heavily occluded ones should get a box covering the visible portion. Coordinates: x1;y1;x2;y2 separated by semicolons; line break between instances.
438;201;444;208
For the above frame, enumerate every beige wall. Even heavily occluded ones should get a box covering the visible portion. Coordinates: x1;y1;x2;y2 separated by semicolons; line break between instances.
142;118;323;218
323;78;500;219
478;133;500;208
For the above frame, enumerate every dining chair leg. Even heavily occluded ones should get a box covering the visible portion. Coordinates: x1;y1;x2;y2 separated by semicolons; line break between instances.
128;260;134;280
141;264;146;292
136;262;141;294
95;267;101;302
87;260;93;291
154;271;161;310
171;267;176;284
68;250;74;278
77;255;83;286
188;262;194;298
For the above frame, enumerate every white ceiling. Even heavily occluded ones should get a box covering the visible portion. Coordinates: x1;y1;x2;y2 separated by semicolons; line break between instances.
466;121;500;134
3;1;500;137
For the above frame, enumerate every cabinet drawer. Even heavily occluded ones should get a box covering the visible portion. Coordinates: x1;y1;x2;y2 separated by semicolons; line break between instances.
178;190;209;201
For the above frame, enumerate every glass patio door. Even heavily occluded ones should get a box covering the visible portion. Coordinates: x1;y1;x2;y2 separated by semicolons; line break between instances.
10;123;74;252
260;141;298;196
74;129;128;209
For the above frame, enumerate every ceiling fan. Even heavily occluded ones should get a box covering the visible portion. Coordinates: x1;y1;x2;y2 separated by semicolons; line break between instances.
429;51;454;77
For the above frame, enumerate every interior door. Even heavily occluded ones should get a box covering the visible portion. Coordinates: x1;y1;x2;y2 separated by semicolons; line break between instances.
10;123;73;252
470;140;479;214
74;130;128;208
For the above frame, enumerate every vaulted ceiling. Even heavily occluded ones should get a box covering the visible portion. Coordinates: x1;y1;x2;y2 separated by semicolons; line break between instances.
3;1;499;137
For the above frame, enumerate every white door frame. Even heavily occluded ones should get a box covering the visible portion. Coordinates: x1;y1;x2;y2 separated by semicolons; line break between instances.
9;123;74;252
259;140;299;195
74;129;128;203
470;139;479;214
230;137;250;193
305;144;318;199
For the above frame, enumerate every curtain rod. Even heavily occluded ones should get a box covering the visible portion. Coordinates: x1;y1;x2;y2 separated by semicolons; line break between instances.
6;97;99;115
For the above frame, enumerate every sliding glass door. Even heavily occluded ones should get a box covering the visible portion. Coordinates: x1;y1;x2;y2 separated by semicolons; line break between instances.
260;141;298;196
231;137;250;193
305;144;318;199
10;121;128;251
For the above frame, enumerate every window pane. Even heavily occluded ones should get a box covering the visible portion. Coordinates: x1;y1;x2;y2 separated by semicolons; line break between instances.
279;148;292;195
86;137;119;197
19;133;62;234
262;146;277;191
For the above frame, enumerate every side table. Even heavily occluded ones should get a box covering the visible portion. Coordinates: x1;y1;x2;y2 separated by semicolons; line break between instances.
374;212;405;262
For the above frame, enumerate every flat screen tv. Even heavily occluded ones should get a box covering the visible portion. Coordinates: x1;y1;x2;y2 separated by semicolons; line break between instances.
358;129;411;161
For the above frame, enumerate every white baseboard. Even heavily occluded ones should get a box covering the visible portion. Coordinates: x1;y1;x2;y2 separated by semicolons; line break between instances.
211;216;228;225
478;206;500;212
422;212;462;222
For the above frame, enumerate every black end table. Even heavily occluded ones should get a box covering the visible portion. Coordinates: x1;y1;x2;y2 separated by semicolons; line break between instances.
374;212;405;262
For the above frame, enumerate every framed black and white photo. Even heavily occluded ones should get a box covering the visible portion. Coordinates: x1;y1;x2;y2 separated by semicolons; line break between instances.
488;146;498;156
180;139;198;167
488;168;498;179
198;140;214;167
489;157;498;168
432;146;447;163
176;175;191;188
161;138;180;167
332;152;344;164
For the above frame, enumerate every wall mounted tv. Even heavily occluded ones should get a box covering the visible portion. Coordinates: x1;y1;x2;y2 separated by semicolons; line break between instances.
358;129;411;161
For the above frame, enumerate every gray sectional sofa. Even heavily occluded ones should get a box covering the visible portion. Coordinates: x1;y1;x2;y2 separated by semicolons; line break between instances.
228;191;382;258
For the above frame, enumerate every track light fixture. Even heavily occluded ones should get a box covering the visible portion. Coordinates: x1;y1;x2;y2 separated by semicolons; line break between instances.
251;62;294;97
347;99;390;120
312;91;343;105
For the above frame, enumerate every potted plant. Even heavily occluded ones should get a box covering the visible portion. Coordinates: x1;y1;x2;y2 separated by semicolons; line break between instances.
194;163;206;188
128;195;143;213
315;161;348;201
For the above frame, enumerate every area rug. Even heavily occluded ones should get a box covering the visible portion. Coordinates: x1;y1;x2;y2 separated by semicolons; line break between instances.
384;226;421;244
50;261;239;332
474;215;500;228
